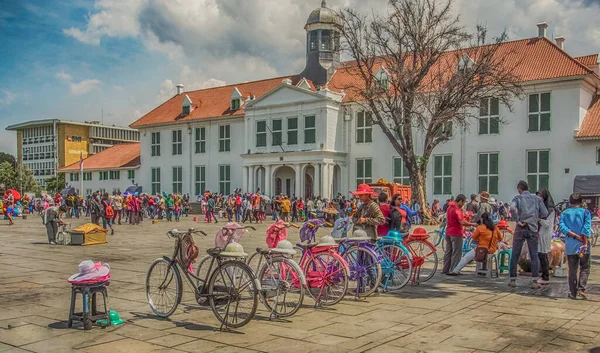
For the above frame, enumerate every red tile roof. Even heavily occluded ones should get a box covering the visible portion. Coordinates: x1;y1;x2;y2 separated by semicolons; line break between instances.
329;38;593;102
575;54;599;68
130;75;307;128
60;143;140;171
577;96;600;140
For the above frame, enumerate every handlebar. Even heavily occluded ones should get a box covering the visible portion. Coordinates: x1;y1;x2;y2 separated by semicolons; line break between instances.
167;228;207;238
221;225;255;232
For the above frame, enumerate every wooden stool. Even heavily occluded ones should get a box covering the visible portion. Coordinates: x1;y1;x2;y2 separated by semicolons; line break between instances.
476;254;499;279
68;281;110;330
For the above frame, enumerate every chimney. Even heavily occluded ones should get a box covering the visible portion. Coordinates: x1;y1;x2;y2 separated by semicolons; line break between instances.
176;84;184;95
282;78;293;85
537;22;548;38
555;36;565;50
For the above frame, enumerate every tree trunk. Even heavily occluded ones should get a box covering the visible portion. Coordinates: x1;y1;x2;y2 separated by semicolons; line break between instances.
410;165;437;225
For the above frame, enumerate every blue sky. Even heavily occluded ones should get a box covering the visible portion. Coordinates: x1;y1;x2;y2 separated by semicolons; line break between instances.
1;0;599;155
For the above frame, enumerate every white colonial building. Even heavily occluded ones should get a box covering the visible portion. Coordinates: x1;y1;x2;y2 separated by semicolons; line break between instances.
130;2;600;207
59;143;141;196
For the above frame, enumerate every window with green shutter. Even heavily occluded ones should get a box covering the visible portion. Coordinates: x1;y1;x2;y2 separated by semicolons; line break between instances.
151;168;161;195
219;165;231;194
194;127;206;153
356;112;373;143
195;166;206;196
356;158;372;185
219;125;231;152
256;121;267;147
172;167;182;194
304;116;316;144
287;117;298;145
393;157;410;185
172;130;182;155
433;155;452;195
528;93;551;132
479;97;500;135
272;119;282;146
478;152;499;194
526;150;550;192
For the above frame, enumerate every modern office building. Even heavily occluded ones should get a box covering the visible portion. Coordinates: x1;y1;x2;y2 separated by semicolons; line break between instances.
5;119;140;187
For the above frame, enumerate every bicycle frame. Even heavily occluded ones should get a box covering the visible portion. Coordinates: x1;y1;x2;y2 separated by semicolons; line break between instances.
375;237;412;288
337;239;381;297
296;244;348;306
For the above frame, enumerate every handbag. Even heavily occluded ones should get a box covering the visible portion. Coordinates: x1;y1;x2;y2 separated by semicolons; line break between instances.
474;229;495;262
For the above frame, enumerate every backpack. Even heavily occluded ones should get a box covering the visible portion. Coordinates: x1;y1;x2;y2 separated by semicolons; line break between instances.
103;200;114;218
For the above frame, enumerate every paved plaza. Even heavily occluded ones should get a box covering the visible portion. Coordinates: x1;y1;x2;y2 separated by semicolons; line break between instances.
0;216;599;353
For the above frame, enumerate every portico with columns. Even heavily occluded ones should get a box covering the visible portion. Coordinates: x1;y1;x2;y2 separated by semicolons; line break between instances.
241;152;346;199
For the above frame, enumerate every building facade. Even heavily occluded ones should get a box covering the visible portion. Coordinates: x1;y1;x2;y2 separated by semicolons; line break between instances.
130;2;600;206
59;143;140;196
6;119;140;187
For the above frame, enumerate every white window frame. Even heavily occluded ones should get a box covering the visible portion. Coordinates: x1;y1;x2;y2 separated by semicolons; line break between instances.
392;157;410;185
256;121;267;148
195;165;206;196
356;158;373;185
479;97;500;135
219;125;231;152
528;92;551;132
194;127;206;154
151;132;161;156
272;119;282;146
287;117;298;145
433;155;452;195
219;165;231;195
172;166;183;194
172;130;182;155
151;167;161;195
356;111;373;143
304;115;316;144
478;152;499;194
526;150;550;192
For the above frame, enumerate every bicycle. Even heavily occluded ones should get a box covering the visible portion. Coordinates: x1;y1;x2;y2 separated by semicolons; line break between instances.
146;227;259;329
295;219;349;306
592;218;600;247
246;221;307;319
430;215;447;252
332;218;382;298
374;231;412;290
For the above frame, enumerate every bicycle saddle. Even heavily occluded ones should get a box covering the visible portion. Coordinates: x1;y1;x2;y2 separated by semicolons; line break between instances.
296;243;319;250
206;247;222;256
167;229;188;237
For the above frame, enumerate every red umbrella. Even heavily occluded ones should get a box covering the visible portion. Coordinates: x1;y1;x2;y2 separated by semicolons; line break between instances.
5;189;20;203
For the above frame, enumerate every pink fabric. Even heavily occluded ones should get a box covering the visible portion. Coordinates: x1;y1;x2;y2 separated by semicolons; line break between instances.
266;220;288;248
68;273;110;284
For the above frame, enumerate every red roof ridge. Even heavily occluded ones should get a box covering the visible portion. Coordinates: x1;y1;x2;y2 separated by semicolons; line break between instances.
576;95;600;139
539;37;594;75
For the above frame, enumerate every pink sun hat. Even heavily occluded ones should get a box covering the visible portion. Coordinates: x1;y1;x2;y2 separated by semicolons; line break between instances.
68;260;110;284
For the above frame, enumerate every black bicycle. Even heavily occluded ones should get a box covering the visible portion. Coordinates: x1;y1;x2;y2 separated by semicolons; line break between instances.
145;227;259;329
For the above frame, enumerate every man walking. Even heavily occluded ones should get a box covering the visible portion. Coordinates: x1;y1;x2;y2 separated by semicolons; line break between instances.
509;180;548;288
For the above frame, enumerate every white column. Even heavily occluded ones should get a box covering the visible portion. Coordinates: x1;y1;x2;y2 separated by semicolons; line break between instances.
314;163;321;198
294;163;302;198
242;166;248;193
323;163;330;199
249;166;255;193
340;164;348;198
265;165;272;197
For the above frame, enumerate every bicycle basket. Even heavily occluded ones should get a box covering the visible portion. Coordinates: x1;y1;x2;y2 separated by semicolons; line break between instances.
300;218;325;243
331;217;353;239
179;233;199;268
215;222;245;248
266;220;288;248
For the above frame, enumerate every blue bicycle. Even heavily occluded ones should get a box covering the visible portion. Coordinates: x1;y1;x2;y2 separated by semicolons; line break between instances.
374;231;412;291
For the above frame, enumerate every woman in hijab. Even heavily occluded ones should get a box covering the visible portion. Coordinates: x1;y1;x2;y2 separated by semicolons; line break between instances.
536;188;556;285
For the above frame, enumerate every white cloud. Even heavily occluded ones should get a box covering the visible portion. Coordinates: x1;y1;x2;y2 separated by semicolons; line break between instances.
55;71;72;82
112;85;124;91
70;79;102;95
0;90;16;106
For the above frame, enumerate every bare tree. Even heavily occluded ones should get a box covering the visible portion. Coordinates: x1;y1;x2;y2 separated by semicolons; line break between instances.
337;0;523;223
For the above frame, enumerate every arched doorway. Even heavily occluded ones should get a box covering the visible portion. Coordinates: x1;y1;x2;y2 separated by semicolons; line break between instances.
304;165;315;199
332;165;342;197
273;166;295;197
255;167;265;194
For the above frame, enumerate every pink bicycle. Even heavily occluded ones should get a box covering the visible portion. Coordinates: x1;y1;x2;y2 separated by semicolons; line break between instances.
295;219;349;306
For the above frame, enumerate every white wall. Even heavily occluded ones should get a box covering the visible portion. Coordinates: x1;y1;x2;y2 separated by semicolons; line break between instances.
65;167;140;196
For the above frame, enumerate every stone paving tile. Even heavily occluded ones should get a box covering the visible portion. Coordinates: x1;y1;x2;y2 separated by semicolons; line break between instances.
0;323;70;347
79;337;163;353
248;337;327;353
20;331;124;353
145;333;198;348
111;323;171;341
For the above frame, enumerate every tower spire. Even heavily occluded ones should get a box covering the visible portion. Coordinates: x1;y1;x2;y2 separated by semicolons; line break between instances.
321;0;327;8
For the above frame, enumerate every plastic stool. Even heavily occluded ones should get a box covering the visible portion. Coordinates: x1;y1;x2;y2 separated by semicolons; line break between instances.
68;281;110;330
497;249;512;274
476;254;499;278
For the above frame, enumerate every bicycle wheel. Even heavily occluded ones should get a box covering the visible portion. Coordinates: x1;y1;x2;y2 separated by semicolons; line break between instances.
258;257;304;318
303;251;348;306
146;258;182;318
378;244;412;291
195;255;214;288
246;251;265;275
592;224;600;247
208;261;258;328
342;246;381;297
406;240;438;282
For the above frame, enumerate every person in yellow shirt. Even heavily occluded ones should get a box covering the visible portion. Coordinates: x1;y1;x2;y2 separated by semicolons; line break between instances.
277;196;292;222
